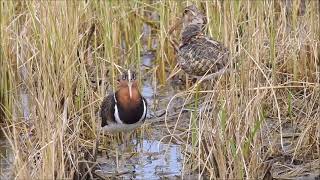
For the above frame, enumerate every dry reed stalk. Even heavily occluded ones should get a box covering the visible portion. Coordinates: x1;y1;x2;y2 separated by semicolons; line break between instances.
0;0;319;179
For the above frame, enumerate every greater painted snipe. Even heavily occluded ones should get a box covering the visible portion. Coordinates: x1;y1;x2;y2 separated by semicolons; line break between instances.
100;69;147;133
170;5;230;79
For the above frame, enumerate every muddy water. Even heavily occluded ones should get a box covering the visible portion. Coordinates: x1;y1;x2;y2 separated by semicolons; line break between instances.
95;140;182;179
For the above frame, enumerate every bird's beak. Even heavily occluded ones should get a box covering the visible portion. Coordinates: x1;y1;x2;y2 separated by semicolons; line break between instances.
128;81;133;99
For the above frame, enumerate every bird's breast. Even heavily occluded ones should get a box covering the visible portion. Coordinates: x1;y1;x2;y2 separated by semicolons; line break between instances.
114;99;147;124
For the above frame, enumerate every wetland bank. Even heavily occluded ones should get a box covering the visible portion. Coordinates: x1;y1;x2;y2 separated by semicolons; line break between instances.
0;1;319;179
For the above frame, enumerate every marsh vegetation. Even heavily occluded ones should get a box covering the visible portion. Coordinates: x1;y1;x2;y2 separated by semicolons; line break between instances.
0;0;319;179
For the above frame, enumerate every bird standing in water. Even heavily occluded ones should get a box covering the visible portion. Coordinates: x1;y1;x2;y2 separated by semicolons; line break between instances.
100;69;147;133
93;70;147;173
169;5;230;80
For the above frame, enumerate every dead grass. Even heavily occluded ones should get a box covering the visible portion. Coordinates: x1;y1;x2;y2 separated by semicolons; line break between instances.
0;0;319;179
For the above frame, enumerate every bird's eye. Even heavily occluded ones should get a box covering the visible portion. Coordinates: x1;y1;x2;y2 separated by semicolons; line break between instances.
183;9;188;15
122;74;127;80
132;73;136;80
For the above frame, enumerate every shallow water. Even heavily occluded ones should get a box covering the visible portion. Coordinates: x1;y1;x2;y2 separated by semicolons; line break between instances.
95;139;182;179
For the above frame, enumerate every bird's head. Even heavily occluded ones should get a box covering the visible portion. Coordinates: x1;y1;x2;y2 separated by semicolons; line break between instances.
117;69;139;100
181;5;207;30
168;5;207;38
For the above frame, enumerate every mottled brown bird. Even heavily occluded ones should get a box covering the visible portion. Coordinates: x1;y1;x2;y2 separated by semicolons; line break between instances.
100;70;147;133
170;5;230;79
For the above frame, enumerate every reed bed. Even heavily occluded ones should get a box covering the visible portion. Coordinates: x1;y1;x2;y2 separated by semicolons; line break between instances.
0;0;319;179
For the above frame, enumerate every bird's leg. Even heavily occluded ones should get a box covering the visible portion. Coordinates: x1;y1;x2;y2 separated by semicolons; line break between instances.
93;127;101;162
112;132;131;174
115;145;119;172
124;132;130;147
115;133;122;173
122;131;133;152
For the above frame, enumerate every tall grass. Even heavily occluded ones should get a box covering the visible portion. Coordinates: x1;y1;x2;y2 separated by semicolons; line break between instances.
165;0;319;179
0;0;319;179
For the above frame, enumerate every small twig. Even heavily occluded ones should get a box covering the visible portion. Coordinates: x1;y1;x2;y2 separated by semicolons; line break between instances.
92;171;107;180
115;170;134;176
84;162;94;180
168;37;179;52
168;18;182;53
167;63;181;81
146;111;184;124
195;68;234;82
147;110;166;119
168;18;182;34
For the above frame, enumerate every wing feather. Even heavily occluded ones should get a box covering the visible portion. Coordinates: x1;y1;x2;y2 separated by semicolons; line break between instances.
100;93;116;127
178;36;230;76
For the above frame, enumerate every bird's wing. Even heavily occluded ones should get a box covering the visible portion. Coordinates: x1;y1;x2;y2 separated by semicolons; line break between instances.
100;93;115;127
179;36;230;75
190;37;229;62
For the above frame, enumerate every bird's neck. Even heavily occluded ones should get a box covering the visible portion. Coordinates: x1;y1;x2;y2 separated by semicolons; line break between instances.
181;24;204;45
116;87;142;109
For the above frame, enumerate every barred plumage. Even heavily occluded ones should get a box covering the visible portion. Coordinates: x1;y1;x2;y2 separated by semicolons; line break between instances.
176;5;230;77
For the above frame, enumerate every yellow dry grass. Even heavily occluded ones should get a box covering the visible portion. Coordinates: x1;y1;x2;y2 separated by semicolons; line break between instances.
0;0;319;179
